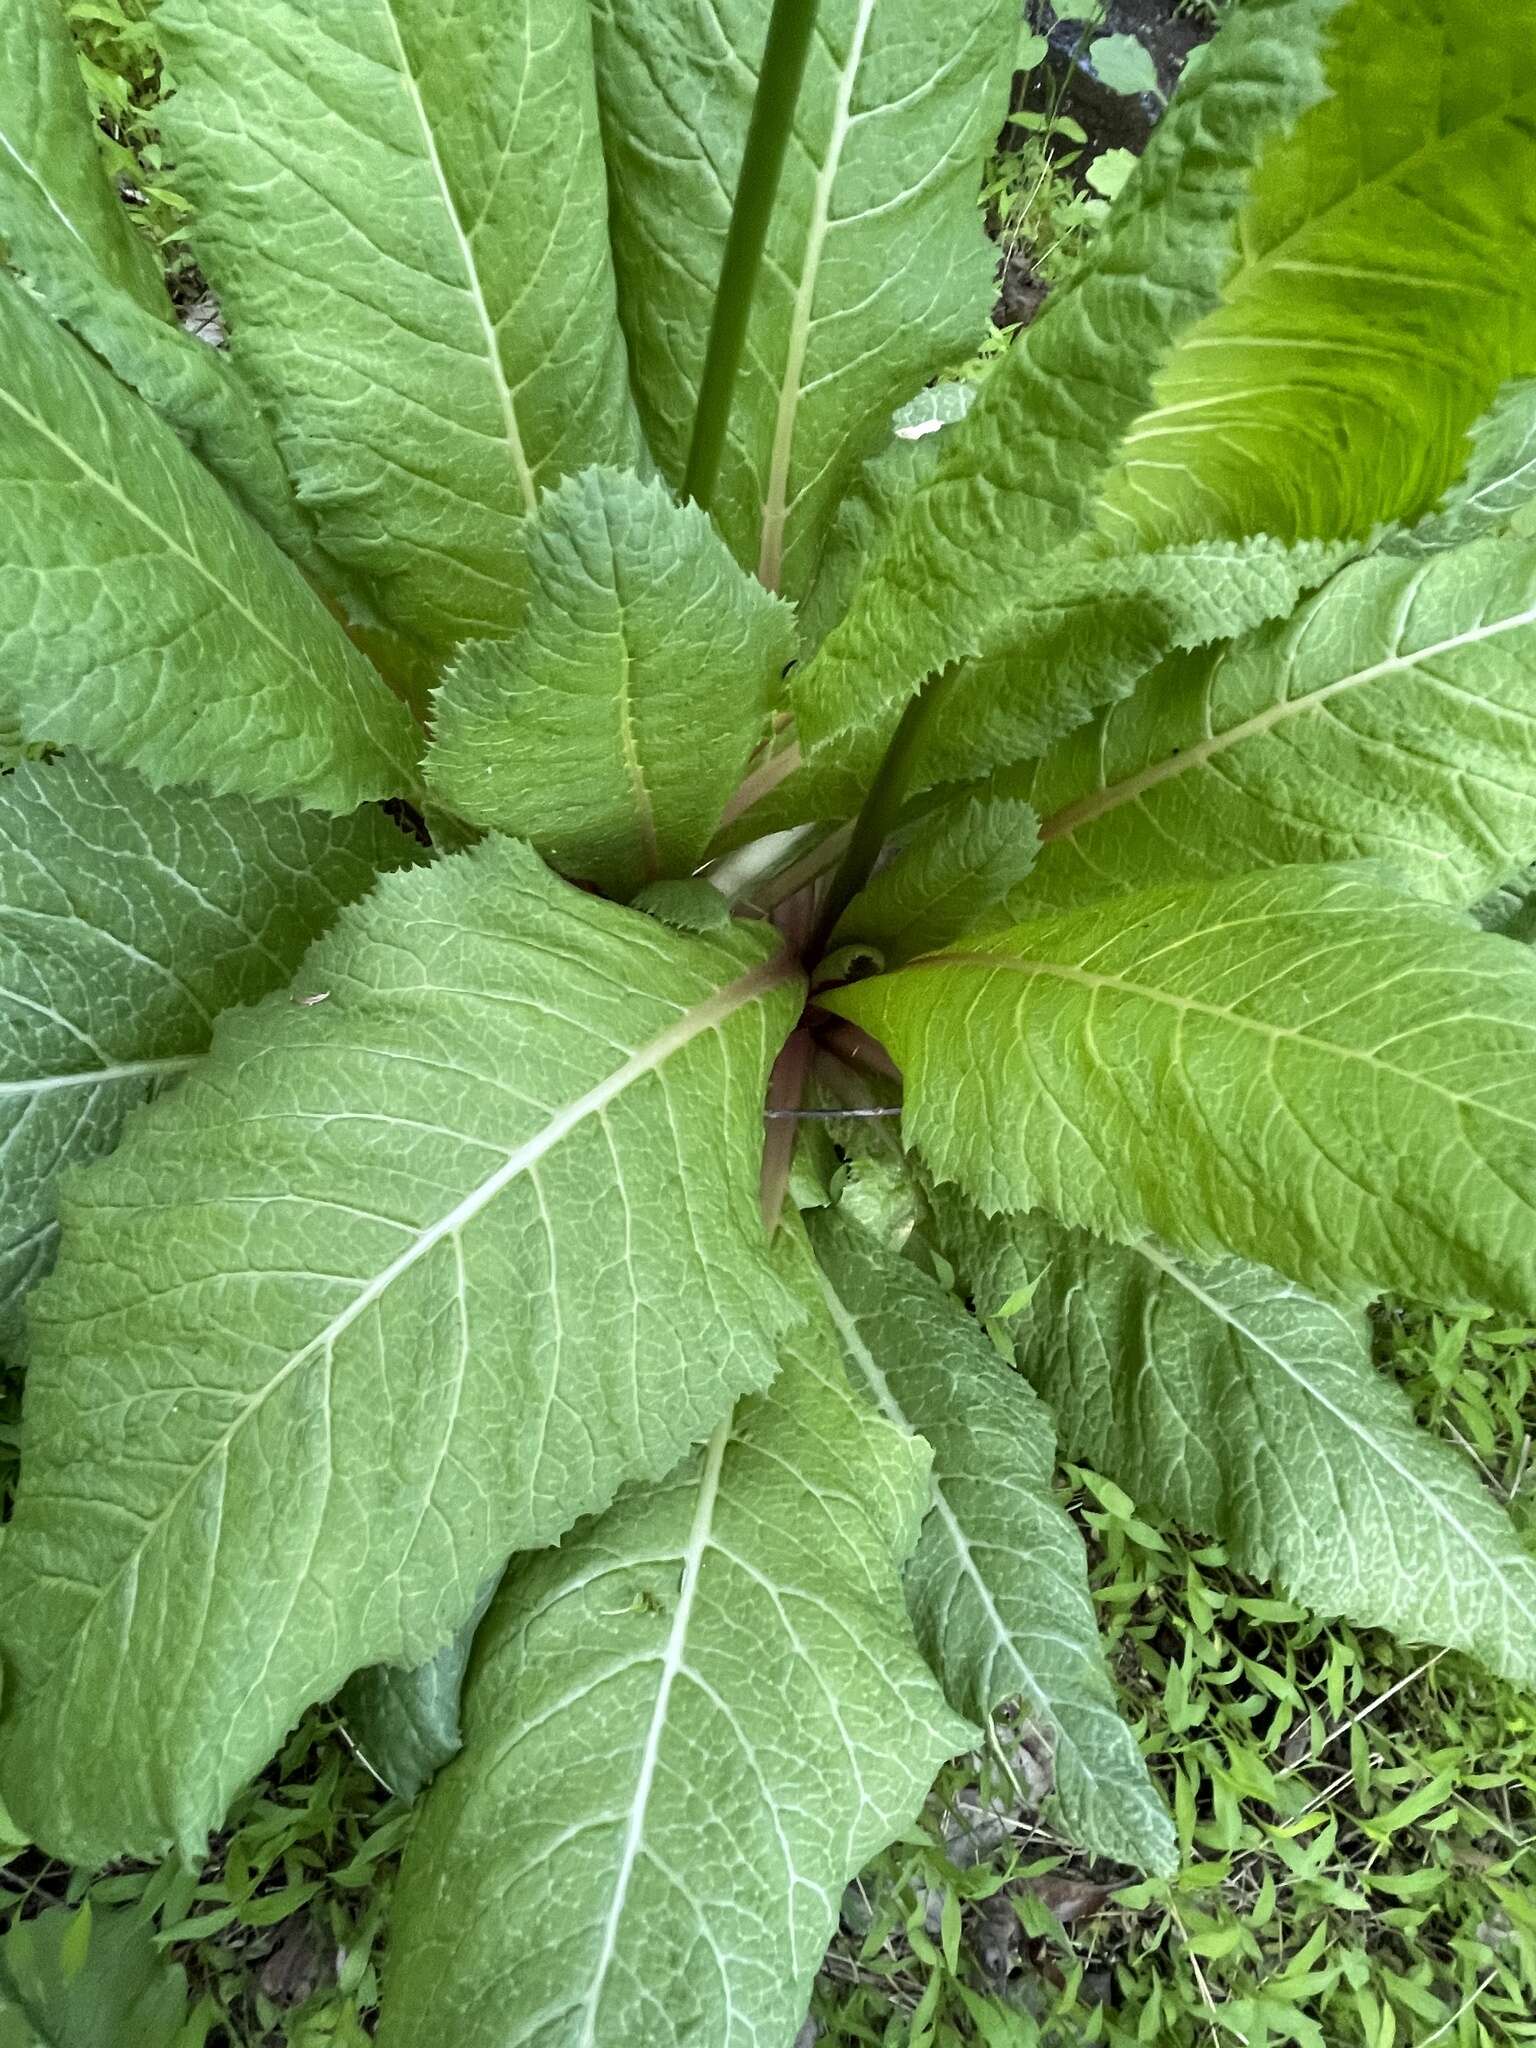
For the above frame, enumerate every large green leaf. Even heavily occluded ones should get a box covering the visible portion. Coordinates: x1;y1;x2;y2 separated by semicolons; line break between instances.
0;278;419;809
825;866;1536;1312
808;1211;1175;1872
379;1253;967;2048
0;839;802;1862
590;0;1012;594
0;754;415;1349
934;1198;1536;1688
793;0;1341;768
426;469;794;892
156;0;644;657
1099;0;1536;549
0;0;164;313
1016;540;1536;917
0;0;320;563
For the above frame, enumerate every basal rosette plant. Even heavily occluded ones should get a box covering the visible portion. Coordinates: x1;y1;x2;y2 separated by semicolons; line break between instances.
3;0;1536;2037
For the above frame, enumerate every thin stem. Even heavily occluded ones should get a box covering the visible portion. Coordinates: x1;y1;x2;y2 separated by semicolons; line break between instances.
760;1027;813;1233
806;687;934;958
683;0;820;512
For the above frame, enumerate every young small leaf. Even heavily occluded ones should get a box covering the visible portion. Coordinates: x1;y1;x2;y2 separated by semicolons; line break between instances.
935;1198;1536;1689
0;839;803;1863
835;796;1039;959
825;866;1536;1313
1019;540;1536;916
426;470;794;892
0;278;419;811
0;754;417;1346
630;877;735;934
809;1210;1176;1873
378;1251;968;2048
157;0;645;656
1089;32;1159;98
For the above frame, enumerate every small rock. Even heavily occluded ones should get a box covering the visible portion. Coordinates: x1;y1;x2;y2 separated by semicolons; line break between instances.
179;292;226;349
258;1917;330;2009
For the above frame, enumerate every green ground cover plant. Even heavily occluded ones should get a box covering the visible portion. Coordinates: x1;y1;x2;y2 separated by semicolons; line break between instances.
3;0;1536;2039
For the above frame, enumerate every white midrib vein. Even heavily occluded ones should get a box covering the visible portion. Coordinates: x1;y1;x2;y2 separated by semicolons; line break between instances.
38;951;795;1690
0;123;90;251
0;380;330;681
814;1268;1049;1719
378;0;539;517
1139;1242;1536;1627
602;503;659;876
576;1414;732;2046
1039;598;1536;844
614;633;658;878
757;0;880;591
897;947;1536;1138
0;1054;195;1102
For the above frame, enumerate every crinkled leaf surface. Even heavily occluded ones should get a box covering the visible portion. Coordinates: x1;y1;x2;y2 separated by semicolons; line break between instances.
1398;380;1536;553
1019;541;1536;916
808;1211;1175;1872
590;0;1012;593
379;1247;967;2048
905;534;1356;789
157;0;643;656
797;431;943;657
426;470;794;892
731;534;1354;851
934;1198;1536;1688
826;866;1536;1313
0;0;164;312
29;272;328;580
794;0;1340;766
0;278;418;809
0;753;415;1349
1100;0;1536;548
0;840;802;1863
835;796;1039;960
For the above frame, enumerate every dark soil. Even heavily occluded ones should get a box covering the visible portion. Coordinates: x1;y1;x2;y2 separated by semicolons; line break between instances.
995;0;1219;327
